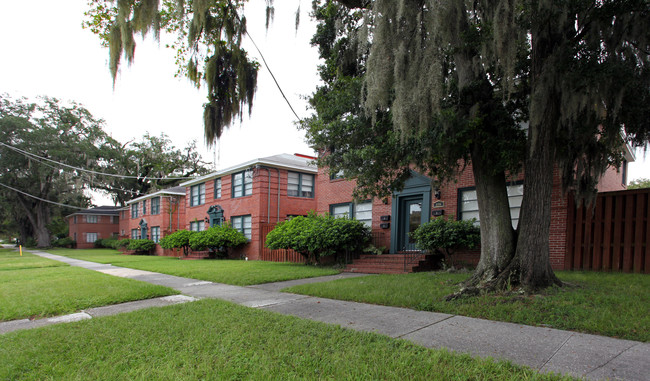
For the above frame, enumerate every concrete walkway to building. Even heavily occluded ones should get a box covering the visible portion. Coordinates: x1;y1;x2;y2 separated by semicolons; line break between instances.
2;248;648;381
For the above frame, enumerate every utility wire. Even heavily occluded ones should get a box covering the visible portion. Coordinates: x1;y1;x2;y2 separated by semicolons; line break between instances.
231;5;303;123
0;141;197;180
8;152;144;196
0;182;89;210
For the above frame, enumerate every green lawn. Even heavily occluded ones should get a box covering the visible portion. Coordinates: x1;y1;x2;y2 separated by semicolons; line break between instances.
0;250;178;321
0;299;571;380
284;271;650;342
0;248;65;271
48;248;340;285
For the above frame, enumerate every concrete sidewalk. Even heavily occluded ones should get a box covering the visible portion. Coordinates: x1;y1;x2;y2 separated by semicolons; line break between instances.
4;249;649;380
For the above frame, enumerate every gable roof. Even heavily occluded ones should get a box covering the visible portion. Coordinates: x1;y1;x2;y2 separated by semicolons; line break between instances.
125;186;186;205
180;153;317;187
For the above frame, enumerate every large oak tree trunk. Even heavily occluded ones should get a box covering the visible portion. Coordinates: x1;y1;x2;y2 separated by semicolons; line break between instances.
467;145;517;287
512;5;563;290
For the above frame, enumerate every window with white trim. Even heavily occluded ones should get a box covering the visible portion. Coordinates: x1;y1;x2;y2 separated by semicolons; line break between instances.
191;183;206;206
73;216;77;224
214;178;222;199
86;232;98;243
232;171;253;197
151;226;160;243
131;229;139;239
459;183;523;229
288;172;314;198
131;204;139;218
86;215;98;223
231;215;252;240
151;197;160;215
142;200;147;215
190;220;205;232
330;201;373;228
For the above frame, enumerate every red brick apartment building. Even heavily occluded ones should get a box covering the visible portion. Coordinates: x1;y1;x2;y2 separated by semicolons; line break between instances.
66;206;120;249
119;186;186;256
317;151;634;270
179;153;318;260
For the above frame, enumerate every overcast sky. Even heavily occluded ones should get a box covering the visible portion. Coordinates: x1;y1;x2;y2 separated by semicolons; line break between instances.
0;0;647;206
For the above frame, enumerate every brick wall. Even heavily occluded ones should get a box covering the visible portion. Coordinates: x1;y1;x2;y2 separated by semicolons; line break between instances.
68;214;119;249
317;162;624;270
185;167;317;260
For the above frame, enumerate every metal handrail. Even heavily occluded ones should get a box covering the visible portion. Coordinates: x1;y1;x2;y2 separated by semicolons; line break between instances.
403;251;426;272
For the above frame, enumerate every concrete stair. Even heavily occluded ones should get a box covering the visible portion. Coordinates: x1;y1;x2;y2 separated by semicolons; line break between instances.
344;253;436;274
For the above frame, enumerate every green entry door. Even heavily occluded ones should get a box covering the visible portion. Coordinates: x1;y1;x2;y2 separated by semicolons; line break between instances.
399;196;423;251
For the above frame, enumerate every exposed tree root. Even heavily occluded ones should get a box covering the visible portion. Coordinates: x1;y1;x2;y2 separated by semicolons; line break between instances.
444;261;564;301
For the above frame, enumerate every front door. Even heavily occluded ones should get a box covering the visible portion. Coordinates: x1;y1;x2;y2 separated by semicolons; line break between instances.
399;196;423;251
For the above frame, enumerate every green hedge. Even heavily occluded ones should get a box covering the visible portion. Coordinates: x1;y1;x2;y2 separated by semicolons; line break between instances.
159;230;196;256
410;217;480;268
126;239;156;253
189;225;248;258
265;212;370;264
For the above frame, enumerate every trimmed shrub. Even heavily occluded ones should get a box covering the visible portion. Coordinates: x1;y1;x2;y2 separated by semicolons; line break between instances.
265;212;371;264
94;238;118;249
52;237;75;248
410;217;480;268
126;239;156;254
189;225;248;258
159;230;196;257
116;239;132;249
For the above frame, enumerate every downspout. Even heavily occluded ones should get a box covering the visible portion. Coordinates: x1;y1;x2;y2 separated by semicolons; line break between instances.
276;168;281;222
256;165;271;224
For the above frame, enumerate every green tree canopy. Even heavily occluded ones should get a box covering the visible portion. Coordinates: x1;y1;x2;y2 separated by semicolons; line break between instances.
99;132;211;206
0;95;117;247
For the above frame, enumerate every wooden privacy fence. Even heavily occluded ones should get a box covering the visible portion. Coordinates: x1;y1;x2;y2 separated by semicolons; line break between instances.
259;223;305;263
565;188;649;273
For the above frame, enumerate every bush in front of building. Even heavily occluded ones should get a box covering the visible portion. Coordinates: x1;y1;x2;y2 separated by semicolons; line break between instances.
189;225;248;258
126;239;156;254
115;239;132;250
159;230;197;257
52;237;76;248
265;212;371;265
94;238;118;249
410;217;480;268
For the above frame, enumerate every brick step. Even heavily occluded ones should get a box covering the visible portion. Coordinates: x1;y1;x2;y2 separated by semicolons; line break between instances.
354;258;404;264
344;267;408;274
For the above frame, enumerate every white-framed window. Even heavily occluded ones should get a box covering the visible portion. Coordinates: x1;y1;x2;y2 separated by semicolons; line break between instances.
86;232;98;243
150;226;160;243
214;178;222;199
151;197;161;215
190;220;205;232
459;183;523;229
330;201;373;228
131;204;139;218
190;183;206;206
131;229;139;239
142;200;147;215
232;171;253;197
231;215;252;240
288;172;314;198
86;215;98;223
73;216;77;224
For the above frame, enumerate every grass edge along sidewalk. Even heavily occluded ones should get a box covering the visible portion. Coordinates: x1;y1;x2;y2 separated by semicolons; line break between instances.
0;298;573;380
47;248;340;286
0;249;178;322
283;271;650;343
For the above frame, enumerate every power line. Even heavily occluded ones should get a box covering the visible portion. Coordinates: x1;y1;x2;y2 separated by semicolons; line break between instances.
0;141;197;180
0;182;89;210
